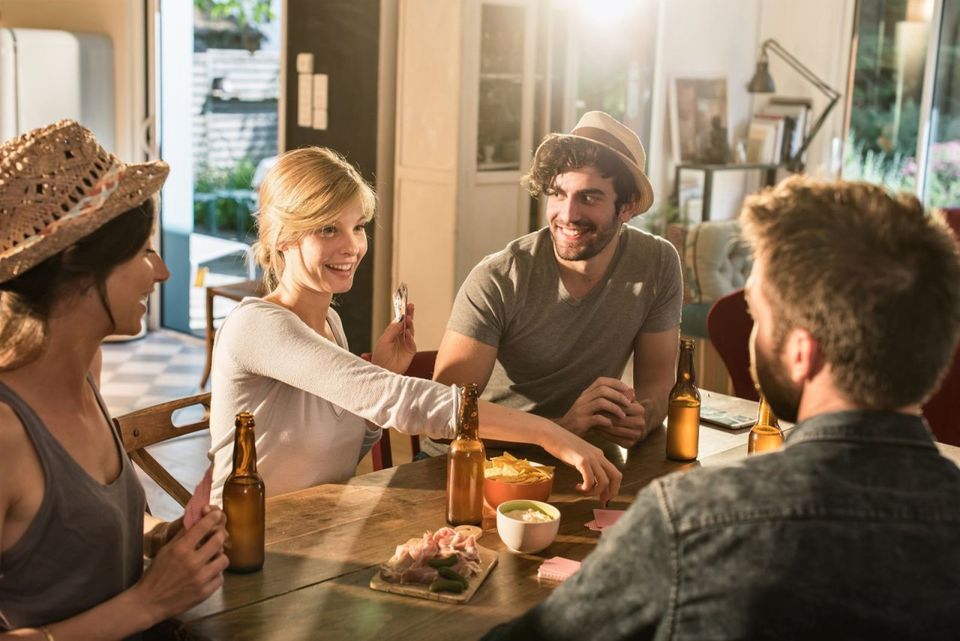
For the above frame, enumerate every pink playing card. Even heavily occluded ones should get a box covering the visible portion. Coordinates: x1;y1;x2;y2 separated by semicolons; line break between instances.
593;509;625;529
584;520;603;532
538;556;581;582
183;464;213;529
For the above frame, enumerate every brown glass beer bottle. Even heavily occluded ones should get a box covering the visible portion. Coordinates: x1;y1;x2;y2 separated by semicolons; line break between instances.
223;411;265;573
666;338;701;461
446;383;485;526
748;395;784;454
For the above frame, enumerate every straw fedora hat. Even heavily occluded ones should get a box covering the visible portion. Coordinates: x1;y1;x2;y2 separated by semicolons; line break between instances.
537;111;654;214
0;119;169;284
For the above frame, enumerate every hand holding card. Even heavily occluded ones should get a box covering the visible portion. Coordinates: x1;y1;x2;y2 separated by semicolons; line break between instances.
183;464;214;529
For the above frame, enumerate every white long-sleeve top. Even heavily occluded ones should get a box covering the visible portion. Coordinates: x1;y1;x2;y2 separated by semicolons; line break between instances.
208;298;456;503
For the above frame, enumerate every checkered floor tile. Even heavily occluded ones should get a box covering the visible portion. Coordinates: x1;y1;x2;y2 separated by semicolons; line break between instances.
100;330;206;416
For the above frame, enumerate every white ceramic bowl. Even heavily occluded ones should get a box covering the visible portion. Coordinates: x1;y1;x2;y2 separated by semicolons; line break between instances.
496;499;561;554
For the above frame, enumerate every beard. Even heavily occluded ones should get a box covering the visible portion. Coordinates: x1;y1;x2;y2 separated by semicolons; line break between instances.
550;212;622;262
750;330;802;423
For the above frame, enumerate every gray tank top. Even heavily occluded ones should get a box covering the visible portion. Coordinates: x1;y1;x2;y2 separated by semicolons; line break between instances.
0;377;146;631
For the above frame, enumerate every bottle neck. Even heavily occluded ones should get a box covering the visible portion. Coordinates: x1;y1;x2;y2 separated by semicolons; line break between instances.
756;398;779;428
455;385;480;441
232;424;259;476
676;347;696;384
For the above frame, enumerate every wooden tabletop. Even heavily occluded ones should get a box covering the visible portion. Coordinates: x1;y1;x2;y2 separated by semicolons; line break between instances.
167;395;960;641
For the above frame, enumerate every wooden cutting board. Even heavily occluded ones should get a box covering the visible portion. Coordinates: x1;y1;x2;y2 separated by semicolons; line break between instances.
369;544;498;604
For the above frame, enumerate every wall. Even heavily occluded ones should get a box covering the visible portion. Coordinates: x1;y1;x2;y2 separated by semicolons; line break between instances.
0;0;145;162
646;0;855;217
757;0;856;177
283;0;381;354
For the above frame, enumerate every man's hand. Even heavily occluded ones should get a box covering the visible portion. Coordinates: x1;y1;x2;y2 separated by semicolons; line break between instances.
371;303;416;374
593;400;650;448
556;377;636;438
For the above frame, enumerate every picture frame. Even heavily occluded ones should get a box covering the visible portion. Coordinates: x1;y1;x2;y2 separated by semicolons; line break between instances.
669;76;730;164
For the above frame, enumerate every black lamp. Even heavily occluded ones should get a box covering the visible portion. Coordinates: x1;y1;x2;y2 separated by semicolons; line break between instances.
747;39;841;171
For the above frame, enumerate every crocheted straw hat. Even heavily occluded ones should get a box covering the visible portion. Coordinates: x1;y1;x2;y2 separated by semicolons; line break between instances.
537;110;654;214
0;119;169;283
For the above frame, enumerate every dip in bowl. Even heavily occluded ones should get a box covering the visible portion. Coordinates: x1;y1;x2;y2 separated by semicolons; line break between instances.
496;499;561;554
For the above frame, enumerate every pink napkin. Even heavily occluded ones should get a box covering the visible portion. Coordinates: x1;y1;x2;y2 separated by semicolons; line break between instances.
538;556;581;582
183;464;213;529
584;509;625;532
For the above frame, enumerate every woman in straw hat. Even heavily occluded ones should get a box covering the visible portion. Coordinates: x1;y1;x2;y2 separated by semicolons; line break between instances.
206;146;621;504
0;121;228;639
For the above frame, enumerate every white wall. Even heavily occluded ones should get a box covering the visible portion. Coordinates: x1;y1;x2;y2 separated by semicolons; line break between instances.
0;0;146;162
757;0;856;177
649;0;762;205
647;0;856;216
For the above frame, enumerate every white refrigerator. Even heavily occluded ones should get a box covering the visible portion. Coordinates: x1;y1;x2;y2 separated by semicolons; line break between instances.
0;27;114;147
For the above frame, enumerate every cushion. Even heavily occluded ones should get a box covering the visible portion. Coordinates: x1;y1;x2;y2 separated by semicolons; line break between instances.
685;220;752;304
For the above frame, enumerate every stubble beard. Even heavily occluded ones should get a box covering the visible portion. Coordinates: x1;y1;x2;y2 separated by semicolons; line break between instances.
751;337;802;424
551;214;621;262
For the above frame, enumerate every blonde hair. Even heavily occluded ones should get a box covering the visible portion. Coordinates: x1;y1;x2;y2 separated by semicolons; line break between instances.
254;147;376;290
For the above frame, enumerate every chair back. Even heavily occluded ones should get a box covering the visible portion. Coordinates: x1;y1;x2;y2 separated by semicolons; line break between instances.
923;208;960;444
113;392;212;507
706;289;759;401
361;350;438;469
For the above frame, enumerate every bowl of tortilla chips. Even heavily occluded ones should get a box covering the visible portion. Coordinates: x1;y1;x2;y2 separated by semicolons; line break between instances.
483;452;554;509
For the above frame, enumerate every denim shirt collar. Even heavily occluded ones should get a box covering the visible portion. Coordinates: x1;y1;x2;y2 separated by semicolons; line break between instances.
785;409;938;451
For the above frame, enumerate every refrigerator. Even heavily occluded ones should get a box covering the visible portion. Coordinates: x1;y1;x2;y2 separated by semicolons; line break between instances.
0;27;114;147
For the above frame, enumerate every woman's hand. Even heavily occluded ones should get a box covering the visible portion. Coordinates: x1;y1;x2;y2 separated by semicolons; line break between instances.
371;303;417;374
143;516;184;559
133;506;229;622
538;427;623;507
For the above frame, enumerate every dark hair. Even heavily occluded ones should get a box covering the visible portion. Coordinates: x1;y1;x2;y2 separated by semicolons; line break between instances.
740;176;960;408
523;135;642;213
0;199;155;369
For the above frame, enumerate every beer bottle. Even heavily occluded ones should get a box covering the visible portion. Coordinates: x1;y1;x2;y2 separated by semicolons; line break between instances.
666;338;701;461
223;411;265;573
446;383;485;526
748;395;784;454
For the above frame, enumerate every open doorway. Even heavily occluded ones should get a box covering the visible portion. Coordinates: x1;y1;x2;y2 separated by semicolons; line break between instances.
157;0;281;335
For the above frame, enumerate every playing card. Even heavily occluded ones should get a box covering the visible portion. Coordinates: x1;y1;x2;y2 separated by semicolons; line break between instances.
393;282;408;322
183;464;213;529
593;508;625;529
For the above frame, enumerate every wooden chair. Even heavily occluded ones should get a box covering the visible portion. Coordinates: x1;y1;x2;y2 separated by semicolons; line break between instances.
706;289;760;402
361;350;438;470
113;393;212;507
199;279;267;389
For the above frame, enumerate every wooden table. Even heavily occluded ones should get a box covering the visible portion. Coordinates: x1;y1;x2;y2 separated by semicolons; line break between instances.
167;395;959;640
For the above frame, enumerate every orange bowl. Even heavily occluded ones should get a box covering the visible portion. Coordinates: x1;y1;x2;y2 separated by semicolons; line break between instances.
484;473;553;510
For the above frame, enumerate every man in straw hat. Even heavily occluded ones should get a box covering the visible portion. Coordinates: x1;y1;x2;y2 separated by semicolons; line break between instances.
431;111;682;451
0;120;227;638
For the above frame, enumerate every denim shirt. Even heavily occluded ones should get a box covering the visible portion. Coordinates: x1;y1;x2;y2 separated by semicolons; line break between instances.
483;411;960;641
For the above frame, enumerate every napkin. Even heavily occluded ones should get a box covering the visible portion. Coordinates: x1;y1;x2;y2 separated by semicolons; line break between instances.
183;464;213;529
538;556;581;582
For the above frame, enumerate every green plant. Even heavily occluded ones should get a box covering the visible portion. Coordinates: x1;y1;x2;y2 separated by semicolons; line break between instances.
194;0;275;28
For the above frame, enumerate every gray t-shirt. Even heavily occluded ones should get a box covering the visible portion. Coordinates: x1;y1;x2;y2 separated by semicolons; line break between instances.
446;225;682;418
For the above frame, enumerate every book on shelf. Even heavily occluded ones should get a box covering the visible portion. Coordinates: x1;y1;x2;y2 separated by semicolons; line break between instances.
761;97;812;163
746;118;780;164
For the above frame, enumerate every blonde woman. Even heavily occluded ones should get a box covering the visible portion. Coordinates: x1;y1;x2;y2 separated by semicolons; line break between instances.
208;147;622;503
0;121;227;639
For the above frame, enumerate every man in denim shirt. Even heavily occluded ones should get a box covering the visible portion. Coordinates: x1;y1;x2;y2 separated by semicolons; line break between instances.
483;177;960;640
